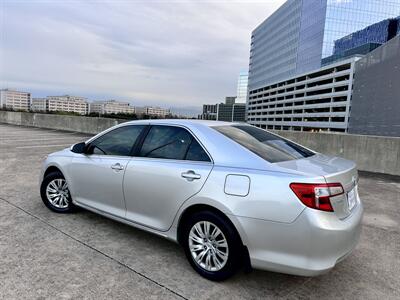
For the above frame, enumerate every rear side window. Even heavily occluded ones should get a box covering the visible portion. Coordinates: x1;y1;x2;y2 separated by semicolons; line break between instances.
213;125;314;163
89;125;145;156
140;125;210;162
186;139;210;162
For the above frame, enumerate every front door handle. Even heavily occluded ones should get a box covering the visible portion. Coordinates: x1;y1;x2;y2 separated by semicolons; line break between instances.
111;163;124;171
181;170;201;181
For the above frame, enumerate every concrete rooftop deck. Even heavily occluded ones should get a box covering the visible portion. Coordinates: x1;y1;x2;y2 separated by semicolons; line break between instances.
0;123;399;299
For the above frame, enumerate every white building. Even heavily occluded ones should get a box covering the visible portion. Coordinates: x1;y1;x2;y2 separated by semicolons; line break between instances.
236;71;248;104
137;106;170;117
0;89;31;111
89;100;135;115
46;95;88;115
31;98;47;112
247;58;357;132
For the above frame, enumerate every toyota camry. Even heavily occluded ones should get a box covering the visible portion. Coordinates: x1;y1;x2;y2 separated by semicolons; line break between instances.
40;120;363;281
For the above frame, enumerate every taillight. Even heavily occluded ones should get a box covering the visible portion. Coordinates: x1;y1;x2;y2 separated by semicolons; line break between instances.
289;183;344;212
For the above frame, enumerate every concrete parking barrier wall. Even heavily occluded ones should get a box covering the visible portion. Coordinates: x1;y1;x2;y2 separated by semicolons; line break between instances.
1;111;399;176
0;111;125;135
274;130;400;176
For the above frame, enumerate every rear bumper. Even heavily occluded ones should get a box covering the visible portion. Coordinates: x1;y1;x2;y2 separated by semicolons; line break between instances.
235;200;363;276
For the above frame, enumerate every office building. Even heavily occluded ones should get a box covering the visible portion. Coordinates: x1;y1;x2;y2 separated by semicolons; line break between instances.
200;104;218;120
217;103;246;122
0;89;31;111
46;95;88;115
333;17;400;55
321;43;382;67
323;16;400;65
89;100;135;115
134;107;147;116
144;106;171;117
31;96;88;114
199;97;246;122
134;106;170;117
31;98;47;112
349;35;400;137
247;58;356;132
224;97;236;105
248;0;400;91
236;71;248;104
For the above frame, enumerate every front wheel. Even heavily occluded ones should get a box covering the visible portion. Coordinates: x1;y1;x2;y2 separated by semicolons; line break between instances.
40;171;75;213
182;211;242;281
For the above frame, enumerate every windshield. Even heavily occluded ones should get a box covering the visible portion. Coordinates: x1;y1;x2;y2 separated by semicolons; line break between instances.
213;125;315;163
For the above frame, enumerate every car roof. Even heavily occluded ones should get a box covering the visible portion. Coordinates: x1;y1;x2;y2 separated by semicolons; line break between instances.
122;119;244;128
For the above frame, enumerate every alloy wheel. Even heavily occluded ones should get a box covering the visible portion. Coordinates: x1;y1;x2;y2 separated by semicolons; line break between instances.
46;178;70;209
188;221;229;272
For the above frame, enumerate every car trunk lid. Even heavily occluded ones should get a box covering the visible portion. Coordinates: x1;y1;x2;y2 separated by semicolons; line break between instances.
275;154;359;219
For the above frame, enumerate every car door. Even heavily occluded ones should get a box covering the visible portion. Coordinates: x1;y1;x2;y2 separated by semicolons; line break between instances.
68;125;145;217
123;125;213;231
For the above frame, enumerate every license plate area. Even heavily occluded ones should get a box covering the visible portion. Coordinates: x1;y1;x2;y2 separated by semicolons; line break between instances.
347;186;357;211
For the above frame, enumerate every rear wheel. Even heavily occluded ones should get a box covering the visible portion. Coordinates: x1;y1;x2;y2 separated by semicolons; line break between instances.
182;210;242;281
40;171;75;213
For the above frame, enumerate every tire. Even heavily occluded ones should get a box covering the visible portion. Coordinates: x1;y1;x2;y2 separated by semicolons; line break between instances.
182;210;242;281
40;171;75;213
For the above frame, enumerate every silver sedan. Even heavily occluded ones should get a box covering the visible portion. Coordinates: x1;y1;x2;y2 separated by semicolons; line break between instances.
40;120;363;281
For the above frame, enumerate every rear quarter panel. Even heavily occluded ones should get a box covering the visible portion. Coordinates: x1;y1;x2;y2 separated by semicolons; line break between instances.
184;166;326;224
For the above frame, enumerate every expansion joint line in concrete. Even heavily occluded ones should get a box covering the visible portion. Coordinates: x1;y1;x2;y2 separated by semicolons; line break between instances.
0;196;188;300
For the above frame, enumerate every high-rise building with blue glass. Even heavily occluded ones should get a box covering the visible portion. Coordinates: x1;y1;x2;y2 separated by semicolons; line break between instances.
236;71;248;104
248;0;400;91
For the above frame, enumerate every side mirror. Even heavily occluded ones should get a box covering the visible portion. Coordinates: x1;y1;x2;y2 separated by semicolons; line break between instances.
71;142;87;154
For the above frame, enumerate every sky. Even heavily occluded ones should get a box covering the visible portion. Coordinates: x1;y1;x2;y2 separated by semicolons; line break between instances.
0;0;285;113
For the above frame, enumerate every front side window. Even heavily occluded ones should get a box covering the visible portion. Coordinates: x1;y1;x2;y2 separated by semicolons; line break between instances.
88;125;145;156
139;125;210;162
214;125;314;163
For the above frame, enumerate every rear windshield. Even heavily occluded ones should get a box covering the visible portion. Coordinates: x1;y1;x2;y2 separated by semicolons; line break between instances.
213;125;315;163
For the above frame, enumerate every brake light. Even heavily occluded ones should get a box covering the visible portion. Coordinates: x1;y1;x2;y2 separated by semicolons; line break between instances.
289;183;344;212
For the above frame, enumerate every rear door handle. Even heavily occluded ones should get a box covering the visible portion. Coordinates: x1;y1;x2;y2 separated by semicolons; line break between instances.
181;170;201;181
111;163;124;171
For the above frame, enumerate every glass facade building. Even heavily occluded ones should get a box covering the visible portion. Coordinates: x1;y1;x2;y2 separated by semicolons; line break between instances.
332;16;400;56
322;16;400;65
322;1;400;58
249;0;303;90
248;0;400;91
236;71;248;104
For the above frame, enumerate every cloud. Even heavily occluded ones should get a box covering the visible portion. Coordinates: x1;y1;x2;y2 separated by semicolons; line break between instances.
0;0;285;108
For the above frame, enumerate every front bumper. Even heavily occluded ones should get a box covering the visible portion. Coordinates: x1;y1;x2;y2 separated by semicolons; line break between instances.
235;200;363;276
